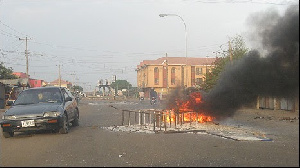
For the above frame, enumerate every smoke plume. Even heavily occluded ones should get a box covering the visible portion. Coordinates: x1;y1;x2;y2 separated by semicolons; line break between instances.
164;5;299;120
200;5;299;118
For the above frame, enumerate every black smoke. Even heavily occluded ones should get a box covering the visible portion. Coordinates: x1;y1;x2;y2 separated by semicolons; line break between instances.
199;5;299;119
163;5;299;119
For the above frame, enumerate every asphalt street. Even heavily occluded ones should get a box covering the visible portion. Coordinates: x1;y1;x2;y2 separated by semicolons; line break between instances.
0;97;299;167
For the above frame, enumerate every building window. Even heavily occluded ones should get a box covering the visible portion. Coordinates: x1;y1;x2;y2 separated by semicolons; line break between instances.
171;67;176;85
171;67;175;73
196;68;202;75
171;78;175;85
155;78;159;85
154;67;159;85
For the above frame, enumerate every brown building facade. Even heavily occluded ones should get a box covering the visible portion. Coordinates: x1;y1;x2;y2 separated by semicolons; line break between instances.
136;57;216;99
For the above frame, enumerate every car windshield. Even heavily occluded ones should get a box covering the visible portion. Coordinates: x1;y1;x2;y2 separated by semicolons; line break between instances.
14;88;63;105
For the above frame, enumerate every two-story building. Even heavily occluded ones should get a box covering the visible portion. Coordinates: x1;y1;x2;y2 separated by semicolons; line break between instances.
136;56;216;99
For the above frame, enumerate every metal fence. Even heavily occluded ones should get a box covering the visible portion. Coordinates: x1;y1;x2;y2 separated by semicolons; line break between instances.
121;109;203;132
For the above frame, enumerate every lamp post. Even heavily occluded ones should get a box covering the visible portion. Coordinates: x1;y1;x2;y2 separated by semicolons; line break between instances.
159;14;187;88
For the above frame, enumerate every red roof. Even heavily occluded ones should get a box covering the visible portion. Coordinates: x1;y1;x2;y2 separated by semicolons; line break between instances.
137;57;216;69
13;72;28;78
49;79;72;85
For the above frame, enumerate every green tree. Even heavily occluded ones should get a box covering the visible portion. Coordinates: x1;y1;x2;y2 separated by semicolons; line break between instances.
71;85;83;92
0;62;18;79
110;80;132;90
201;35;249;91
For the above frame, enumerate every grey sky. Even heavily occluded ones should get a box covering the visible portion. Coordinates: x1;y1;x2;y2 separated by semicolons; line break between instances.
0;0;297;92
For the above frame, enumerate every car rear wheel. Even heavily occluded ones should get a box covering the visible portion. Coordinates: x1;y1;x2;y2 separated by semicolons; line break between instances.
59;113;69;134
3;131;14;138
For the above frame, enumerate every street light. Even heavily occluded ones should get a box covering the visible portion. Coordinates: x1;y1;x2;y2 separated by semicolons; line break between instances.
159;13;188;88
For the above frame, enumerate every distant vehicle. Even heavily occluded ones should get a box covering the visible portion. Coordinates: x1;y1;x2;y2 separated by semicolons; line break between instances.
150;96;156;105
0;86;79;138
139;91;144;101
71;90;81;104
150;89;157;105
139;92;144;101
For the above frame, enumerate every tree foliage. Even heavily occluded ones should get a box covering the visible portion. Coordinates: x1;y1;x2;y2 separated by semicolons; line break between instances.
110;80;132;90
71;85;83;92
0;62;18;79
201;35;249;91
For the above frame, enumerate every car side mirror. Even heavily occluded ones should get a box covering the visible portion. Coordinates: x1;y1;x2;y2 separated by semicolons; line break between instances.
65;97;72;102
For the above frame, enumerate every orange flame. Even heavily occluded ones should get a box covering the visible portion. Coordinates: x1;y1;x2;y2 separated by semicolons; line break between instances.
165;92;214;123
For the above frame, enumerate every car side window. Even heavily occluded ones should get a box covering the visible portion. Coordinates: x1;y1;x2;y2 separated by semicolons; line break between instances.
65;89;74;99
62;89;70;100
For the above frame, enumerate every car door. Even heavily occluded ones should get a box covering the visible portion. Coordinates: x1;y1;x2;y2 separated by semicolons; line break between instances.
61;88;75;120
65;89;77;119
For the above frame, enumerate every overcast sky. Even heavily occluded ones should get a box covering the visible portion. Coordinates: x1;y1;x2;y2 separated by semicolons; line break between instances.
0;0;298;92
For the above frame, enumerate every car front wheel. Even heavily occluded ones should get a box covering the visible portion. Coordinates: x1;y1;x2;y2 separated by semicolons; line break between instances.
3;131;14;138
59;113;69;134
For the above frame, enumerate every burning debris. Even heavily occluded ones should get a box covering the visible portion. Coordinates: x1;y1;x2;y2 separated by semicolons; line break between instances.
164;89;214;123
106;106;272;141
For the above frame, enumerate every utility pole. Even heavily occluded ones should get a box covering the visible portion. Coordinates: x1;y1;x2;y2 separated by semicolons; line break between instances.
19;37;31;77
58;64;61;87
70;72;76;91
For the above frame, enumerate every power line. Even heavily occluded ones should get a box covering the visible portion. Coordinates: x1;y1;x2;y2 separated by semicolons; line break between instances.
0;30;19;38
0;20;27;37
30;40;98;52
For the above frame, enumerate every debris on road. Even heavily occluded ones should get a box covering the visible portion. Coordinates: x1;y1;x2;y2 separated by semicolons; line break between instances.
102;122;272;141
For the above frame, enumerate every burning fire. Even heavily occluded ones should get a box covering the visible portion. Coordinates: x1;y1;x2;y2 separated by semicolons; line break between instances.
165;92;214;123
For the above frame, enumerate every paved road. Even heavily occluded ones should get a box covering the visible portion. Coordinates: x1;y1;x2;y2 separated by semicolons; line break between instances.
0;98;299;167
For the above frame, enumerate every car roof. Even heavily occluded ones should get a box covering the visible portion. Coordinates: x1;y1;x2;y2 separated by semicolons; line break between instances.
23;86;63;91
